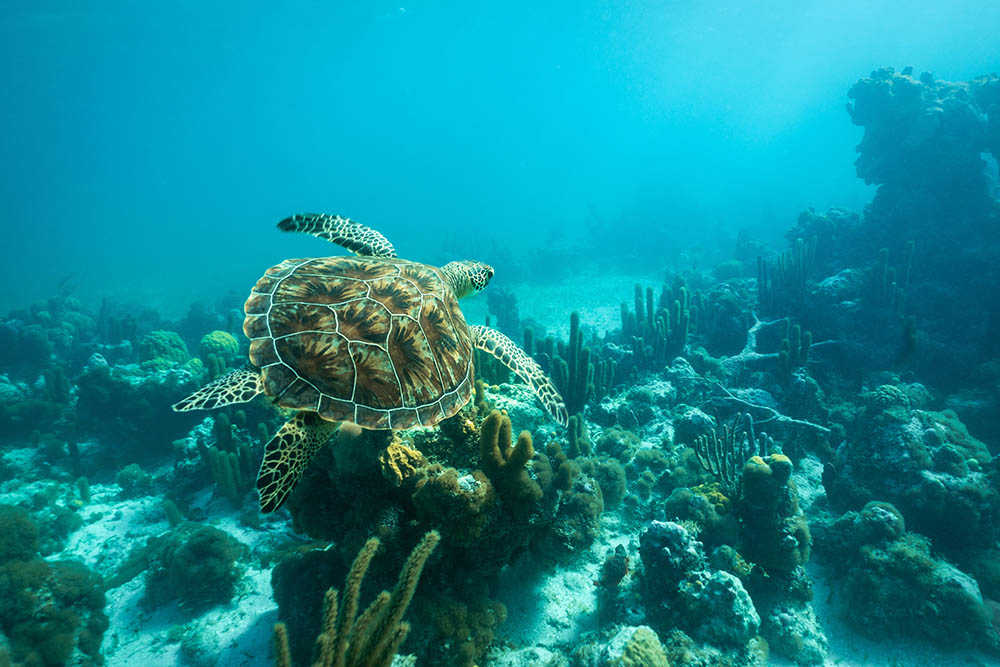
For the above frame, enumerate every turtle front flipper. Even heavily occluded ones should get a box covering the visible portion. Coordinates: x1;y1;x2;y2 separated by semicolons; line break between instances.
469;325;569;427
256;412;339;513
172;366;263;412
277;213;397;258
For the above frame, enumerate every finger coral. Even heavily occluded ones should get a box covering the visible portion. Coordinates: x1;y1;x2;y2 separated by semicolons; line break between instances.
478;410;542;510
273;530;440;667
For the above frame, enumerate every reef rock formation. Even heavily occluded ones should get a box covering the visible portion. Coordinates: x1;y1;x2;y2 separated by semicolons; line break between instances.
848;66;998;190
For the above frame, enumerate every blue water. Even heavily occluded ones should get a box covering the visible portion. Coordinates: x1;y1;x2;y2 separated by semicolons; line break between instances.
3;4;1000;666
3;1;997;314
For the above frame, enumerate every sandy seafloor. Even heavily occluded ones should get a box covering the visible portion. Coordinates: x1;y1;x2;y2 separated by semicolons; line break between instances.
3;271;997;667
8;452;994;667
462;271;661;342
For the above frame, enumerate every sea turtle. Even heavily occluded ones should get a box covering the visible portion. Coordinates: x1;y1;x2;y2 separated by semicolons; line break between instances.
173;213;568;512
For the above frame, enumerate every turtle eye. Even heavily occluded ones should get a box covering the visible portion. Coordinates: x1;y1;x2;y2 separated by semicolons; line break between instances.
472;263;494;291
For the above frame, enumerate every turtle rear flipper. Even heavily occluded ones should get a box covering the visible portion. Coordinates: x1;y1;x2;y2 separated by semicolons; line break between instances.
277;213;397;258
172;366;263;411
470;325;569;426
256;412;338;513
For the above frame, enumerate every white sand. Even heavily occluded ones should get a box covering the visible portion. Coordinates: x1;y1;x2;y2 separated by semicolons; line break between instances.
463;270;662;340
53;487;279;667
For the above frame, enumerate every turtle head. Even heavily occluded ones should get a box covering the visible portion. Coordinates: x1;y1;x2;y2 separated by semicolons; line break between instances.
442;260;494;299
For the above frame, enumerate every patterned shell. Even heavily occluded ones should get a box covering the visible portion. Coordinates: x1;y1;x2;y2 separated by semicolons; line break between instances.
243;256;474;430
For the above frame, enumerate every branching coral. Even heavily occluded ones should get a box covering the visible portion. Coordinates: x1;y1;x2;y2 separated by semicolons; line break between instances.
719;314;790;377
701;377;831;437
273;531;440;667
692;412;770;497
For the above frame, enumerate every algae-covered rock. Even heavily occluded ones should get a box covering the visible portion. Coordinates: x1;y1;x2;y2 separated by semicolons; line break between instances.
18;324;53;365
595;426;640;461
677;570;760;648
640;521;706;597
664;485;739;551
421;591;508;667
814;502;993;650
486;382;547;435
844;534;990;647
0;505;38;561
640;521;761;651
762;602;828;665
75;363;199;461
116;463;155;498
595;460;627;508
533;471;605;565
412;467;496;547
143;523;246;610
0;506;108;666
605;625;670;667
825;395;997;552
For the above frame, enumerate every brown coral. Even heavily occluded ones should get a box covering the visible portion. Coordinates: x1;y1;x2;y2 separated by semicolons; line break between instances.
478;410;542;510
412;466;496;546
740;454;810;574
273;530;440;667
378;440;426;487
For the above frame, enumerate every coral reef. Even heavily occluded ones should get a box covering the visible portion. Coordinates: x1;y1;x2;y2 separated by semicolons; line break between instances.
848;67;998;191
486;287;521;339
1;61;999;667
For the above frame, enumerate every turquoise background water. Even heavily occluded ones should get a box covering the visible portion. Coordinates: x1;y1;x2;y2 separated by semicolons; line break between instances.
3;0;998;313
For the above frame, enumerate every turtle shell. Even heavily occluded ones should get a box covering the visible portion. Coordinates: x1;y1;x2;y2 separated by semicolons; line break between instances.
243;256;474;429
